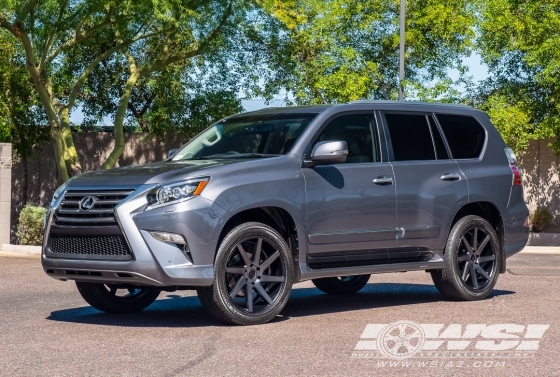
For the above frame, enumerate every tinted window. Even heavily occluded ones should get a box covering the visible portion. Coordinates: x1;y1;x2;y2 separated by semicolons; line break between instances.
311;114;380;163
436;114;485;159
427;116;449;159
385;113;435;161
173;114;317;160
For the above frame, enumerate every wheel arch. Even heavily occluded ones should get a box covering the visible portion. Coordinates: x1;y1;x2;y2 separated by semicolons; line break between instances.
450;201;506;273
216;206;302;281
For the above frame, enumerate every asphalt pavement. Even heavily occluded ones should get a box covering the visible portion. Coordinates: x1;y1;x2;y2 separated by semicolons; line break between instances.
1;253;559;377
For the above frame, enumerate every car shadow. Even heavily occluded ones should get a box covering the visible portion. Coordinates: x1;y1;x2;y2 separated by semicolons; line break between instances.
46;283;515;328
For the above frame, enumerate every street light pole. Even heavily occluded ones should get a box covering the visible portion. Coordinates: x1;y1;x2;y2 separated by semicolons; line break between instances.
398;0;405;100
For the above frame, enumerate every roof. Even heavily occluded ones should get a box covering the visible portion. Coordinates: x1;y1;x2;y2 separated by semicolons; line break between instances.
230;100;474;119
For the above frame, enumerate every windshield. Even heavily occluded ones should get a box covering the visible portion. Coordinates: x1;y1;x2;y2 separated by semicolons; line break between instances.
172;113;318;161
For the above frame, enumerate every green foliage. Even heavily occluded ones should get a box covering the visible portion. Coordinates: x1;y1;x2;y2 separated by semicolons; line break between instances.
477;0;560;154
1;0;245;178
0;32;50;160
246;0;476;104
16;205;47;246
529;207;554;233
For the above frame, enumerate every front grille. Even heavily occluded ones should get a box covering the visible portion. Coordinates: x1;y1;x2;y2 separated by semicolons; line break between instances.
48;234;133;261
54;189;135;227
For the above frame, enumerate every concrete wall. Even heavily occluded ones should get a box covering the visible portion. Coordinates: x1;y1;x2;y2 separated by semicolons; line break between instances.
10;133;184;243
1;143;12;244
518;138;560;217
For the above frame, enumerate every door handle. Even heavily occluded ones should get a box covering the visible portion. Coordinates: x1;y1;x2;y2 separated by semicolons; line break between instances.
373;176;393;185
440;173;461;181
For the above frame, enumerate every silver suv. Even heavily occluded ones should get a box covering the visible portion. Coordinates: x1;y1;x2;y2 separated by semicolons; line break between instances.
42;101;529;325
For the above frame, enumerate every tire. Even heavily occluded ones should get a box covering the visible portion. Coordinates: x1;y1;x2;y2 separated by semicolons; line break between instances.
197;222;293;325
76;282;161;313
431;215;501;301
312;275;371;295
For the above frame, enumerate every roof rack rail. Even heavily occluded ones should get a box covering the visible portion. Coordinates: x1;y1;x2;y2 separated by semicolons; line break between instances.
347;100;472;108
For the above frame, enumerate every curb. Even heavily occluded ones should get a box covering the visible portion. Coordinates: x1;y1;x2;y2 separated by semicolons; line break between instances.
0;244;42;258
518;246;560;255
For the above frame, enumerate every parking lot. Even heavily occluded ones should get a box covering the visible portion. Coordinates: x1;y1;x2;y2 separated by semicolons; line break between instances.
1;252;559;376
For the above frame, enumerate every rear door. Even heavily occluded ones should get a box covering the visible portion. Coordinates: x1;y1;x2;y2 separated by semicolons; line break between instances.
303;112;396;268
380;111;468;258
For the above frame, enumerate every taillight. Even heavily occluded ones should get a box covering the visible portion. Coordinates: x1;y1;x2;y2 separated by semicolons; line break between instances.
504;147;522;186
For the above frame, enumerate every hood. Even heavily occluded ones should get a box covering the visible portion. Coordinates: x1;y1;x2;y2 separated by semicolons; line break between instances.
67;160;242;187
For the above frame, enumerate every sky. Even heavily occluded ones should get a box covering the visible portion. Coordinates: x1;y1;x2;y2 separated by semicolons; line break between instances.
69;54;491;123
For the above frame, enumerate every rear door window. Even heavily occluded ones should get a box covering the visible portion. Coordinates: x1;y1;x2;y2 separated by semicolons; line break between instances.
384;113;436;162
435;114;486;159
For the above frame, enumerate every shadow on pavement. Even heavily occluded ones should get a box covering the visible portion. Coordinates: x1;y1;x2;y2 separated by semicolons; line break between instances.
46;283;515;327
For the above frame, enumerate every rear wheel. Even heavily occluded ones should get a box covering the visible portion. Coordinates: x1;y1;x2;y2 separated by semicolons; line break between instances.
431;215;501;301
76;282;161;313
312;275;370;295
197;222;293;325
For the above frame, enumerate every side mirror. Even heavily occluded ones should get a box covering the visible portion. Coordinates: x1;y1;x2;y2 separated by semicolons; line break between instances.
166;148;179;159
305;141;348;167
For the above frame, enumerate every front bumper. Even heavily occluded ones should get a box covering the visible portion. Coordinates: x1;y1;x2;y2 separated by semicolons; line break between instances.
41;184;229;287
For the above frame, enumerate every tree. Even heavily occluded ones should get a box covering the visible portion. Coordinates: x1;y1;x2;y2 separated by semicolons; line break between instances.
0;32;50;206
245;0;476;104
77;50;243;139
0;0;240;182
477;0;559;153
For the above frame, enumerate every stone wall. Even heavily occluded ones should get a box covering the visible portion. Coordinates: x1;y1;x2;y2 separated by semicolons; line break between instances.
1;143;12;244
518;138;560;217
10;133;184;243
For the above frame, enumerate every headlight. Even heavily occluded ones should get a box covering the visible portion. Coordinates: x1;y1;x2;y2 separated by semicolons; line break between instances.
146;177;210;210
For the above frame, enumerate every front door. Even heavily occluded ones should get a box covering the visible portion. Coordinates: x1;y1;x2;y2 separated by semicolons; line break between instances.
303;112;396;268
381;112;468;259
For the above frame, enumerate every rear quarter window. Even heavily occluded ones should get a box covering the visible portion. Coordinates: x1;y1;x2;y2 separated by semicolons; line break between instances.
435;114;486;159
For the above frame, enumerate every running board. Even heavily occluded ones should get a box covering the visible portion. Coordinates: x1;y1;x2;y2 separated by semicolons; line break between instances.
298;257;445;282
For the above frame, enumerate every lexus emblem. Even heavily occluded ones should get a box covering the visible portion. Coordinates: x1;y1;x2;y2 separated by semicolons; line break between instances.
79;196;97;211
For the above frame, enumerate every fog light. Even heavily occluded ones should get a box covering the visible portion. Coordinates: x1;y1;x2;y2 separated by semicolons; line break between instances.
150;231;187;245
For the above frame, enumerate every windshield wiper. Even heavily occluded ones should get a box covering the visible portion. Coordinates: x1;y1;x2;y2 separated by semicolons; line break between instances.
226;153;281;159
187;153;280;160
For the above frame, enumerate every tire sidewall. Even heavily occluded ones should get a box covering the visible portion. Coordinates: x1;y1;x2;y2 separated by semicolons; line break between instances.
213;222;293;325
445;216;501;300
76;282;161;313
312;275;370;295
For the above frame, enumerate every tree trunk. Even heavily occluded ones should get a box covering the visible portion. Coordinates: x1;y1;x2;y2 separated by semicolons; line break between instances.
23;65;70;182
59;107;82;175
101;73;140;169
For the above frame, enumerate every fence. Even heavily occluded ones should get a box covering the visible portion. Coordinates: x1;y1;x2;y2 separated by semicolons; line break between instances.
518;138;560;217
10;133;184;243
8;135;560;243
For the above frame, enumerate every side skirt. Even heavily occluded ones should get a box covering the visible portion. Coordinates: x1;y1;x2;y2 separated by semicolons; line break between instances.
298;255;445;282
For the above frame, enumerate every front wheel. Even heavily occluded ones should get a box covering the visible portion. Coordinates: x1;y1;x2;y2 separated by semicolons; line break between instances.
76;282;161;313
431;215;501;301
197;222;293;325
312;275;370;295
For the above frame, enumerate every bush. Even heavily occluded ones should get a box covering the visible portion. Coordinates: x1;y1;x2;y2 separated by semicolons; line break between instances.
17;205;47;245
529;207;554;233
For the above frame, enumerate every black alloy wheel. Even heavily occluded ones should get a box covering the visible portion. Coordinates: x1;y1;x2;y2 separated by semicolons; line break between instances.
76;282;161;313
431;215;501;301
197;222;293;325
